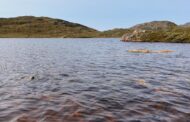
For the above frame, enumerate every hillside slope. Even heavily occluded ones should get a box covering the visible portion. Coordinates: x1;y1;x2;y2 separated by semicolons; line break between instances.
130;21;177;30
0;16;99;38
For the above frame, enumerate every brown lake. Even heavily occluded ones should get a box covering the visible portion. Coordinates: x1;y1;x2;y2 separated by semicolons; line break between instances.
0;38;190;122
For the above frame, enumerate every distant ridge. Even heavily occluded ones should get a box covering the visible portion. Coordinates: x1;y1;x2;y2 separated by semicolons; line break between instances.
0;16;98;38
181;22;190;27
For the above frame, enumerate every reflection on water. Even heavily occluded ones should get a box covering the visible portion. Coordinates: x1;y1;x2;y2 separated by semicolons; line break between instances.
0;38;190;122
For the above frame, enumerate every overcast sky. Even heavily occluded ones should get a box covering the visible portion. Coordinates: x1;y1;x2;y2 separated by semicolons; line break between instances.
0;0;189;30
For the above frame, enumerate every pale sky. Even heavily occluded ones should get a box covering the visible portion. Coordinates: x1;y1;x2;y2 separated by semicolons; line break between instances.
0;0;189;30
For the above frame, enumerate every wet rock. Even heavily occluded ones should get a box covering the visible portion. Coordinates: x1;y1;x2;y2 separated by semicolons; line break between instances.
154;50;174;53
19;75;35;81
128;49;151;53
30;76;35;80
131;79;149;89
136;79;146;86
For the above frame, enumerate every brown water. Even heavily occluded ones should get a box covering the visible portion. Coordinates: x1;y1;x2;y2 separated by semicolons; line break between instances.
0;38;190;122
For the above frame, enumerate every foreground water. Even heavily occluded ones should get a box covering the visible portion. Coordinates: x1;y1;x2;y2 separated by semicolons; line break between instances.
0;38;190;122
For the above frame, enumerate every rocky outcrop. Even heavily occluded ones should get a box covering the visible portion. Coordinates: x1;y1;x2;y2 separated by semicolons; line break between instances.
121;29;146;42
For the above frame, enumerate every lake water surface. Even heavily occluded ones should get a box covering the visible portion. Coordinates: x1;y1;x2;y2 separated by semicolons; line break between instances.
0;38;190;122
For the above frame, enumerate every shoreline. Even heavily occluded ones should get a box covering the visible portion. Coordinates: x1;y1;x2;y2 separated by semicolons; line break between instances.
0;38;190;43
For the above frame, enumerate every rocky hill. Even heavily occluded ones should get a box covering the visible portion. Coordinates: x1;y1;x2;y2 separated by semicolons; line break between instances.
121;21;190;43
0;16;98;38
98;21;178;38
130;21;177;31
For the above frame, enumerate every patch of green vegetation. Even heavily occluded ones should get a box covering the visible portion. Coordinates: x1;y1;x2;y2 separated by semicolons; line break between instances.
98;28;133;38
139;27;190;43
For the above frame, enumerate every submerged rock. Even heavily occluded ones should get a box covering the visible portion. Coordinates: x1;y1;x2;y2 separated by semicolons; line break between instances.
154;50;174;53
136;79;146;86
128;49;174;53
19;75;36;81
128;49;151;53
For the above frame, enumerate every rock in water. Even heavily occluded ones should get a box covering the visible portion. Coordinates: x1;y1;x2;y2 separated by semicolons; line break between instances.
154;50;174;53
29;76;35;80
128;49;174;53
128;49;151;53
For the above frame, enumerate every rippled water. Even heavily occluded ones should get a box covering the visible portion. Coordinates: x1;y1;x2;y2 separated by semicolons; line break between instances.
0;38;190;122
